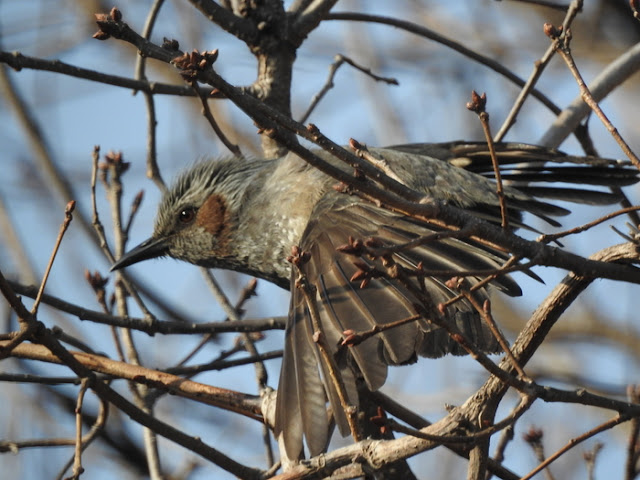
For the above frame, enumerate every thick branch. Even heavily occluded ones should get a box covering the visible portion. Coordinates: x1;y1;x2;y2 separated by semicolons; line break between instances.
3;341;263;419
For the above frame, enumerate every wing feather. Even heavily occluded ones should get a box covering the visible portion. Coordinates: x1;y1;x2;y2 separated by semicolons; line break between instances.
276;193;508;455
275;142;639;458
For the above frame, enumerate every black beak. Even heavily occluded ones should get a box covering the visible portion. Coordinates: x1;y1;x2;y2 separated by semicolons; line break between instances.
110;236;170;271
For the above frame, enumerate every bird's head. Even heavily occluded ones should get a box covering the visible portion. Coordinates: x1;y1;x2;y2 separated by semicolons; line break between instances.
111;159;259;272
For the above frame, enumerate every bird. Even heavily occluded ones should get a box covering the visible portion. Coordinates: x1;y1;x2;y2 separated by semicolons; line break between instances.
110;141;638;459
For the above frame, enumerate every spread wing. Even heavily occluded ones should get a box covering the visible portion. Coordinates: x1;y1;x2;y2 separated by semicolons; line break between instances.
275;194;515;458
274;142;639;459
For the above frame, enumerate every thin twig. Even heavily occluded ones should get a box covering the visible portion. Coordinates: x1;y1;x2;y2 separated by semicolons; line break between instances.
0;51;210;96
134;0;166;191
507;0;570;11
163;350;282;377
461;289;528;380
537;205;640;244
54;393;109;480
32;201;75;315
350;139;405;184
325;12;563;117
192;81;241;156
0;372;81;385
520;414;632;480
438;256;524;310
491;423;515;466
89;148;157;325
547;23;640;168
495;0;583;142
523;427;556;480
341;315;422;347
71;378;90;479
299;54;398;124
583;442;603;480
123;191;145;237
200;272;264;383
539;41;640;149
467;91;509;229
385;394;534;444
8;279;287;335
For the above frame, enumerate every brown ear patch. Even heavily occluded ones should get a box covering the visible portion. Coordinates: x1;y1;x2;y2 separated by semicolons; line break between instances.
196;194;231;254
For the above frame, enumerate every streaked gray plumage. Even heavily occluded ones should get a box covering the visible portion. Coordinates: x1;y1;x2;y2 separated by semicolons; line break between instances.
111;142;638;459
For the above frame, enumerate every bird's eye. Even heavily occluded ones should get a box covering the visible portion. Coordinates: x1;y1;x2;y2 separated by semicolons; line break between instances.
178;207;196;224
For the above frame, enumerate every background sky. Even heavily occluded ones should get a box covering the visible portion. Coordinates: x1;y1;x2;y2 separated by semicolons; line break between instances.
1;1;640;478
